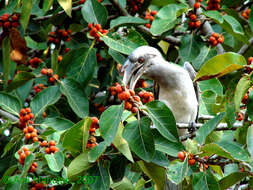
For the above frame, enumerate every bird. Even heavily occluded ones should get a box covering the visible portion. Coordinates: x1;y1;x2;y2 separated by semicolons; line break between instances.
121;45;199;190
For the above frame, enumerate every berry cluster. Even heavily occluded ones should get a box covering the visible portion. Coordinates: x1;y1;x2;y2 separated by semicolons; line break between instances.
0;13;19;30
19;108;34;129
40;68;59;84
245;57;253;74
144;10;157;29
209;32;224;46
96;52;103;62
18;147;38;173
127;0;144;15
94;103;106;113
242;9;251;20
48;29;71;45
87;117;99;148
178;151;209;168
34;84;46;93
29;57;42;68
188;12;201;29
23;125;39;142
88;23;108;42
206;0;221;10
135;79;148;89
41;140;59;154
138;91;154;104
194;0;202;9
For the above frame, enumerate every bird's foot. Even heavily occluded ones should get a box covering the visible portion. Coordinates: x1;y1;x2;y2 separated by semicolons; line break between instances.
188;122;197;133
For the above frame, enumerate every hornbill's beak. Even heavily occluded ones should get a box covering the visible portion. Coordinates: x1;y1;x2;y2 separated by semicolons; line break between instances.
121;59;146;90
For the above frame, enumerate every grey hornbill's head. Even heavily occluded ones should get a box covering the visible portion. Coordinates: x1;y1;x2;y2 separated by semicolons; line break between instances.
121;46;163;89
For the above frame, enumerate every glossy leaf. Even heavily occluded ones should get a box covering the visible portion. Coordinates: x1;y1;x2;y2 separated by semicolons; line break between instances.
41;117;74;131
249;5;253;32
0;92;21;116
20;0;33;31
248;91;253;121
192;46;216;70
145;101;178;142
199;78;223;96
68;151;92;179
123;117;155;162
30;86;61;118
219;172;247;190
193;170;220;190
99;104;124;145
16;80;33;103
2;36;10;89
88;141;107;163
101;30;148;55
62;117;91;153
137;161;166;190
60;78;89;118
166;159;188;185
57;0;72;17
7;72;35;92
108;48;126;65
81;0;108;27
150;4;187;35
234;75;252;112
195;112;225;145
203;10;223;23
195;52;246;81
112;123;134;163
110;177;134;190
45;152;64;172
247;126;253;157
110;16;148;28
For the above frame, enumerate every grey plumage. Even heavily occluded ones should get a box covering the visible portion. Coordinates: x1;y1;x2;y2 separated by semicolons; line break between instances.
122;46;199;190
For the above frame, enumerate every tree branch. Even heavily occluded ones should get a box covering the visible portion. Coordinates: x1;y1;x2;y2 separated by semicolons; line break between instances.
0;109;19;122
238;37;253;55
187;0;224;54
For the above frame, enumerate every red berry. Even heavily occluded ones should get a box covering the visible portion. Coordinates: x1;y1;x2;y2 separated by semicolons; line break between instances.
41;68;47;75
11;14;18;21
45;147;51;154
151;10;157;16
88;23;93;28
194;2;200;9
3;21;10;28
190;14;197;21
188;159;196;165
1;14;9;22
178;151;185;161
49;140;56;146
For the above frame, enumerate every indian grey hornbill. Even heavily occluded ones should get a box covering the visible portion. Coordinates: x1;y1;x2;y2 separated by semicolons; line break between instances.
122;45;199;137
122;46;199;190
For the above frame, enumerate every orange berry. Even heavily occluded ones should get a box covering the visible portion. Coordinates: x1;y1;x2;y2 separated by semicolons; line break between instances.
124;101;132;110
212;32;219;38
23;147;29;151
248;57;253;65
27;125;34;132
30;165;37;173
20;153;26;160
32;162;38;167
41;140;48;147
23;128;28;134
41;68;47;75
209;36;215;42
18;149;22;155
92;117;99;125
195;20;201;28
190;14;197;21
151;10;157;16
25;151;31;156
115;85;123;93
33;137;39;142
178;151;185;161
1;13;9;21
188;159;196;165
194;2;200;9
47;69;53;76
217;36;224;43
131;107;138;113
29;113;34;119
118;91;130;101
25;133;31;140
45;147;51;154
50;146;57;153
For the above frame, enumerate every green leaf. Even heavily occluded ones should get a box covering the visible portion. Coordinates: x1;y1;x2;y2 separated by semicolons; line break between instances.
199;79;223;96
111;177;134;190
20;0;33;31
24;37;47;50
81;0;108;27
234;76;252;112
145;100;178;142
88;141;107;163
99;104;124;145
7;72;35;92
247;126;253;157
193;170;220;190
30;85;61;118
51;48;59;73
195;52;246;81
21;154;35;178
219;172;247;190
87;161;110;190
112;123;134;163
152;129;184;157
195;112;225;145
123;117;155;162
150;4;187;35
248;91;253;121
223;15;244;34
101;30;148;55
57;0;72;17
0;92;21;116
68;151;92;179
2;36;10;89
108;48;126;65
203;10;223;23
110;16;149;28
166;159;188;185
16;79;33;103
137;161;166;190
41;117;74;131
45;151;64;172
60;78;89;118
192;46;216;70
249;5;253;32
62;117;91;154
179;34;204;63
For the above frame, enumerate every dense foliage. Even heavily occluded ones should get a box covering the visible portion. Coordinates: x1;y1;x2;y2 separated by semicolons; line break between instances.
0;0;253;189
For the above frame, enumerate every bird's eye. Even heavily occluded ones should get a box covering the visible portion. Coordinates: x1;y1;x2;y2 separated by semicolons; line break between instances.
138;57;145;64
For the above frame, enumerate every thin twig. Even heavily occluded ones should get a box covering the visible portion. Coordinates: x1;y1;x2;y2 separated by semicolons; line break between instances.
176;122;242;130
0;109;19;122
238;37;253;55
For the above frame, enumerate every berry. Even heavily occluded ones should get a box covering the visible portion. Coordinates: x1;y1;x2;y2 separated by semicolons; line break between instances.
1;13;9;22
194;2;200;9
188;159;196;165
178;151;185;161
23;147;29;151
49;140;56;146
3;21;10;28
248;57;253;65
25;133;31;140
190;14;197;21
237;112;244;121
11;14;18;21
45;147;51;154
41;68;47;75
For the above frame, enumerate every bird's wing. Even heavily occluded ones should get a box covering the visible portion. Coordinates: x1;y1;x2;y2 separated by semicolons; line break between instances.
183;62;200;122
